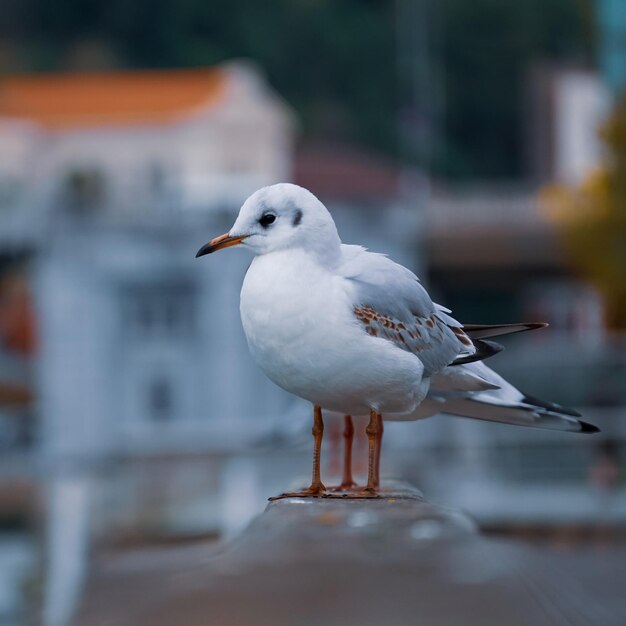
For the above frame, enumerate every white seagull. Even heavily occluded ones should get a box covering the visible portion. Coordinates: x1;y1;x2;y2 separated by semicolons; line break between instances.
196;183;599;498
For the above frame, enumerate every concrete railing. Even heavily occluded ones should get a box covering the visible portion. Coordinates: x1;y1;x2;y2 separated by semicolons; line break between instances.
74;481;622;626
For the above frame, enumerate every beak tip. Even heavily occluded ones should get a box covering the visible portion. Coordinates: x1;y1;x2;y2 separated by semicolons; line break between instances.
195;233;245;258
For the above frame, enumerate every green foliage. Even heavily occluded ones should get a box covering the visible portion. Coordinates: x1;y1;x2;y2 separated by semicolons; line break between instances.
439;0;593;178
1;0;593;179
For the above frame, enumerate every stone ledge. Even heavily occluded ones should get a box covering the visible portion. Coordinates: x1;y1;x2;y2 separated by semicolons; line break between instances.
75;481;624;626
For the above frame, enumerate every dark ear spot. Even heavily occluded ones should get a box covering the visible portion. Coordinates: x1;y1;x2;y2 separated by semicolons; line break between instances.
292;209;303;227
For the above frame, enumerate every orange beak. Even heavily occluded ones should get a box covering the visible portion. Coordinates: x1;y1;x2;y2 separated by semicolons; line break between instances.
195;233;246;257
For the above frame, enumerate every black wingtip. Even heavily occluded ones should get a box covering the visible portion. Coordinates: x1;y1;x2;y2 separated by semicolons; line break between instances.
521;393;581;418
451;339;504;366
579;421;601;434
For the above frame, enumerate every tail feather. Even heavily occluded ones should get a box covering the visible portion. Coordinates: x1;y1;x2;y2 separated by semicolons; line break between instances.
520;392;581;417
462;322;548;340
447;397;599;433
414;361;600;434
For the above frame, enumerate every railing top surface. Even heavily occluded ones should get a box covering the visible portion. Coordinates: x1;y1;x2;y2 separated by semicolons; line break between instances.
75;481;625;626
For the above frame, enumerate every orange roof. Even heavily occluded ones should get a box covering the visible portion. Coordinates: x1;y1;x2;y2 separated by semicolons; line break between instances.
0;67;226;129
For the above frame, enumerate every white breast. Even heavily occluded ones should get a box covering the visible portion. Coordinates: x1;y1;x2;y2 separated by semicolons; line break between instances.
240;249;429;415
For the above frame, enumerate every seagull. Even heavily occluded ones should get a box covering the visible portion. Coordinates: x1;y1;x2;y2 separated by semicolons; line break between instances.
196;183;599;498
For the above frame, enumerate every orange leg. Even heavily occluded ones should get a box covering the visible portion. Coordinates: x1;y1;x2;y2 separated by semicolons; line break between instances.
327;418;342;476
374;413;384;488
310;405;325;492
271;405;326;499
326;412;381;498
365;409;379;493
340;415;357;488
328;415;358;493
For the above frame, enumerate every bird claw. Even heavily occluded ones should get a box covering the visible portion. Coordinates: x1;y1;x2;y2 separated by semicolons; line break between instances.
327;489;381;499
324;485;382;499
269;484;327;500
270;483;383;500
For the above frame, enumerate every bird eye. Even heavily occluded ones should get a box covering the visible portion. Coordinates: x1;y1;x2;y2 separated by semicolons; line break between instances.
259;213;276;228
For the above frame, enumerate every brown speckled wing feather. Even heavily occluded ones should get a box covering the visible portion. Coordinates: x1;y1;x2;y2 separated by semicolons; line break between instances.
341;244;475;376
353;305;473;377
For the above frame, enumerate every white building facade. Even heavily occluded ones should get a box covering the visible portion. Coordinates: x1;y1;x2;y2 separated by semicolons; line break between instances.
0;60;305;626
0;61;298;461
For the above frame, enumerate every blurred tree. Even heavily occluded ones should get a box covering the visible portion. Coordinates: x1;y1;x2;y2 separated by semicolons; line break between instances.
0;0;594;179
439;0;594;178
542;96;626;330
9;0;397;152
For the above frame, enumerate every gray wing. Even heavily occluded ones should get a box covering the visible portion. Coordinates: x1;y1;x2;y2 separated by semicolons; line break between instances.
340;245;474;377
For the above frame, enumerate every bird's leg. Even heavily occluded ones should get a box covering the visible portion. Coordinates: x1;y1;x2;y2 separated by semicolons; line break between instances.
329;415;357;492
327;418;341;476
326;412;381;498
341;415;357;488
310;405;325;492
365;408;379;493
374;413;384;488
270;405;326;499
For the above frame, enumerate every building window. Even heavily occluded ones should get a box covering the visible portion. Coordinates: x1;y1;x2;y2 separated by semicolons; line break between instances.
121;281;196;338
147;376;173;421
62;168;107;215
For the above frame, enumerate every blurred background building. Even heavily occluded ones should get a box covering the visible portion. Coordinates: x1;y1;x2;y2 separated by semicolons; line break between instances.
0;1;624;624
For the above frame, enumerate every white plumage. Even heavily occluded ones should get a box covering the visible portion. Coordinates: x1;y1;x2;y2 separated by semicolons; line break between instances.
196;183;598;496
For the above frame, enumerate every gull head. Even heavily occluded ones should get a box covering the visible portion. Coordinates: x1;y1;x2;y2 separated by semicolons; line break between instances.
196;183;341;261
